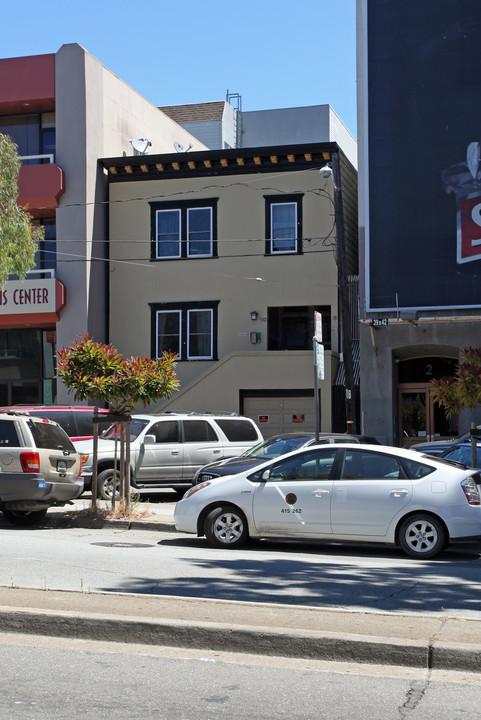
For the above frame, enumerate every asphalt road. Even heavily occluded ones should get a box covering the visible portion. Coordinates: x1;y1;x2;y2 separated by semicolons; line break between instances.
2;631;481;720
1;519;481;618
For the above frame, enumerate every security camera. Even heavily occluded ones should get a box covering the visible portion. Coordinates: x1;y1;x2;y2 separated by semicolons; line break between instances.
319;165;333;179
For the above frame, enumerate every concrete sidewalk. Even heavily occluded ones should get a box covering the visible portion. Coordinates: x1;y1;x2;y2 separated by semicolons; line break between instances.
0;584;480;671
2;500;480;671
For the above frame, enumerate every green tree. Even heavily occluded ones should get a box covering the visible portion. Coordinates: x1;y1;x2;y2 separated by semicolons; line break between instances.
0;133;43;286
57;334;179;509
430;347;481;417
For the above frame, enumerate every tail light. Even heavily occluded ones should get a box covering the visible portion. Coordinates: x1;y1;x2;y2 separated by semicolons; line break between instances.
20;451;40;473
78;457;82;477
461;476;481;505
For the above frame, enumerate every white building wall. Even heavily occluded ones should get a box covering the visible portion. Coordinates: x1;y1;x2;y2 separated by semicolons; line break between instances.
54;43;207;402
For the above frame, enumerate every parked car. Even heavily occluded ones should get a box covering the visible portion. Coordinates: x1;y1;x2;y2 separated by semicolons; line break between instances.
193;432;381;485
175;443;481;558
413;426;481;456
75;412;263;500
0;411;83;526
0;405;110;441
441;442;481;468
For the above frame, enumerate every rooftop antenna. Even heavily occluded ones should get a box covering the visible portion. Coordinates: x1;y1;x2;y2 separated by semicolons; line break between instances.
129;138;152;155
173;141;193;153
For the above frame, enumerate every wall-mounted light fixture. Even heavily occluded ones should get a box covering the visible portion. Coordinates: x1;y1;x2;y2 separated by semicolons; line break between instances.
250;311;258;321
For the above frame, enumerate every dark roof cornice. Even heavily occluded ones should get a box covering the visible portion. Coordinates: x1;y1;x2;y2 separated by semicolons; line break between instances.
100;142;338;182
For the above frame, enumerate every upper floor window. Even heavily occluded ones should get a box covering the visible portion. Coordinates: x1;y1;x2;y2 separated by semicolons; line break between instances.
33;219;56;274
265;194;303;255
0;113;55;164
150;199;218;260
150;301;219;361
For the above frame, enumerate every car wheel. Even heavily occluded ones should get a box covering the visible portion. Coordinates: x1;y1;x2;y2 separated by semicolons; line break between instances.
399;514;446;559
2;508;48;527
205;505;248;549
97;469;120;501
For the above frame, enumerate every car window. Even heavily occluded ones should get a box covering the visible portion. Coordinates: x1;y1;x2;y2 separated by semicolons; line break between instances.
268;448;338;482
341;450;401;479
149;421;179;443
102;418;149;441
214;418;259;442
247;436;311;459
401;456;436;478
28;419;76;452
31;410;76;437
74;412;97;437
443;446;481;468
0;419;20;446
183;420;218;442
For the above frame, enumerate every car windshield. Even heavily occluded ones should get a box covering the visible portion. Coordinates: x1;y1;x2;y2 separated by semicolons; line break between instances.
101;418;149;441
243;436;310;459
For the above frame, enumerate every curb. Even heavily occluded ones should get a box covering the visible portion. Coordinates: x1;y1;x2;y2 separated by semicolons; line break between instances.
1;604;480;670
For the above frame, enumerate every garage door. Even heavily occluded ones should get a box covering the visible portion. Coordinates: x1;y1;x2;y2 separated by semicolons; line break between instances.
243;395;316;438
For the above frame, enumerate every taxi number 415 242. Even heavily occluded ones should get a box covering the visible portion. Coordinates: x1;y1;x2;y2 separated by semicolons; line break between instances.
281;508;302;513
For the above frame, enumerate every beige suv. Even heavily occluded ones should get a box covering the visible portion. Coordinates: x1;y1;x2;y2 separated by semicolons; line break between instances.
0;411;83;526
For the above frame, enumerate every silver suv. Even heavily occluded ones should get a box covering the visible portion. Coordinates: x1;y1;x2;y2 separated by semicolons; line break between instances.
75;412;263;500
0;411;83;526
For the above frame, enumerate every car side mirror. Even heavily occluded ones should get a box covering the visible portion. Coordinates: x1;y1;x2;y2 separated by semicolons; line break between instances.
261;469;271;481
143;434;156;445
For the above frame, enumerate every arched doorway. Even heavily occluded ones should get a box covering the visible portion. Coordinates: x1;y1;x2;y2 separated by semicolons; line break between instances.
397;356;458;448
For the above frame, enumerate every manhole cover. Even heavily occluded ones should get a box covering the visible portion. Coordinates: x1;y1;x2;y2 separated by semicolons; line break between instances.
91;542;154;548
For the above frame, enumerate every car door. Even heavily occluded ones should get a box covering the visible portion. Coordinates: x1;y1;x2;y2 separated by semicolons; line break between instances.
251;447;337;535
135;420;183;482
330;448;413;536
181;420;224;480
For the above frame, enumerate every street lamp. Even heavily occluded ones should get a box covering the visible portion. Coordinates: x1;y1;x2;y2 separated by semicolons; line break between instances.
320;152;357;433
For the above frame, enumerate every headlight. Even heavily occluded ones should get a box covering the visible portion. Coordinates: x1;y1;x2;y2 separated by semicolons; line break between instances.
184;482;211;499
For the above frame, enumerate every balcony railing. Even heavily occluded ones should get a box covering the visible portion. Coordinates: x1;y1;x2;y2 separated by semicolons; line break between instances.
19;154;55;165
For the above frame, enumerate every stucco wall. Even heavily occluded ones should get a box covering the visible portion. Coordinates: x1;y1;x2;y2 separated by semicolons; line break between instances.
107;162;340;420
53;43;207;402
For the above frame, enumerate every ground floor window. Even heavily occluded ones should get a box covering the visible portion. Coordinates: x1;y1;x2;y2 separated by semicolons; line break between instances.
0;328;56;404
268;306;331;351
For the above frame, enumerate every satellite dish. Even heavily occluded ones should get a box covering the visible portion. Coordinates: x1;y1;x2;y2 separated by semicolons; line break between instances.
129;138;152;155
173;141;193;153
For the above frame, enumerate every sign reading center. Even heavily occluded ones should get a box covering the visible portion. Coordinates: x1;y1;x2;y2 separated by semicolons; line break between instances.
0;278;66;327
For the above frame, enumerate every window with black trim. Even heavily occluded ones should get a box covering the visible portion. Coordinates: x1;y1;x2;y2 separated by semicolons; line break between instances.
150;199;218;260
150;301;219;361
265;194;303;255
268;306;331;351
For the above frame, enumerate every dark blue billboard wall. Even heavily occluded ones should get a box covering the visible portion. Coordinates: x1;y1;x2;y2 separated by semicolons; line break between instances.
368;0;481;310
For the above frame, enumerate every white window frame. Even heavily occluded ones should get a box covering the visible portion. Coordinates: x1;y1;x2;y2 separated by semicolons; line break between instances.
156;310;182;359
155;209;181;259
270;202;298;254
187;308;213;360
187;207;213;258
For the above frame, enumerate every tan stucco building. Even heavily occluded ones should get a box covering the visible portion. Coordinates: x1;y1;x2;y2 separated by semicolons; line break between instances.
102;142;358;436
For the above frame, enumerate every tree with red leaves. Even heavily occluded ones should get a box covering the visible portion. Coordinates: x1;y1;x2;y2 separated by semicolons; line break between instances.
56;335;179;508
430;347;481;418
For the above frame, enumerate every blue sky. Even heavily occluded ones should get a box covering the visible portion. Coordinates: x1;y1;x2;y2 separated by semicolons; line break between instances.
3;0;357;137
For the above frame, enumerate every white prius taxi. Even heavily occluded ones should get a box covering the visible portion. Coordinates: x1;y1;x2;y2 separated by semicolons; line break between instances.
174;443;481;558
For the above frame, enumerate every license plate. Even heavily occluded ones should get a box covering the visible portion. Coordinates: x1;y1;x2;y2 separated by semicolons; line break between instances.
57;460;67;473
38;481;47;488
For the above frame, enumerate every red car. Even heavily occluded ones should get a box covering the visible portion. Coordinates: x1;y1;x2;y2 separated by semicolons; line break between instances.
0;405;110;442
